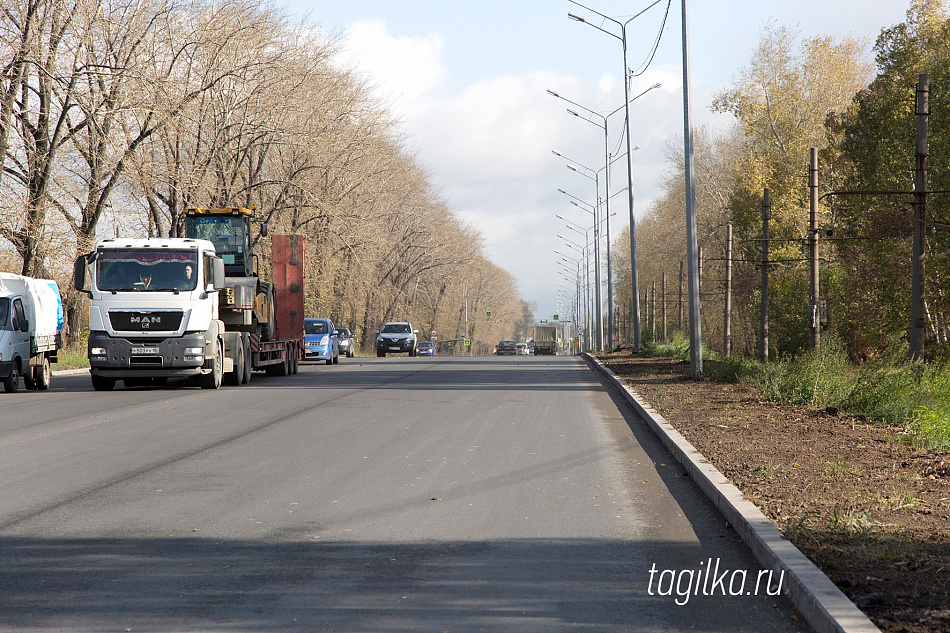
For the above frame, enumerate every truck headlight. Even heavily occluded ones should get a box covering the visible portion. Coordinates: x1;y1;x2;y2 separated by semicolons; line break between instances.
185;347;203;355
90;347;107;356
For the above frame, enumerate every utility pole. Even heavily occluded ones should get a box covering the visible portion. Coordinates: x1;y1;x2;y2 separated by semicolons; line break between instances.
809;148;820;350
910;73;929;361
724;222;732;356
760;188;770;363
661;271;667;342
678;261;684;332
651;281;656;341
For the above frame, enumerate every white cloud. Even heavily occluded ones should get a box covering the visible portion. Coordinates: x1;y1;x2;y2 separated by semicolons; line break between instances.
337;18;448;121
329;19;697;319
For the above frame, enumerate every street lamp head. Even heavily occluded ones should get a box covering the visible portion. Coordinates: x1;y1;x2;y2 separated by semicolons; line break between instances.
551;150;562;157
652;82;662;89
568;11;586;22
567;164;578;172
566;108;580;117
546;89;560;98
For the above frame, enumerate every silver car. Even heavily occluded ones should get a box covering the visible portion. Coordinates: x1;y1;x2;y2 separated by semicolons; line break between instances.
336;327;355;358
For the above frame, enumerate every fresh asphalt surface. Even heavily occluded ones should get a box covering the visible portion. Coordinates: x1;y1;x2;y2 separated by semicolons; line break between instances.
0;356;812;632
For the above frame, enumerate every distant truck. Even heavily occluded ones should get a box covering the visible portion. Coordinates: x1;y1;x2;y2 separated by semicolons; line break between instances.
73;206;304;390
0;273;63;393
531;325;558;355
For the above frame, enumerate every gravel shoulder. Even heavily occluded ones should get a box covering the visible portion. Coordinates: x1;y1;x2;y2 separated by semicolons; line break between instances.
597;352;950;633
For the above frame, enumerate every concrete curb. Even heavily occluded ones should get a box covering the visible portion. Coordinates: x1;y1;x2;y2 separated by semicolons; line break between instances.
584;354;880;633
52;367;91;376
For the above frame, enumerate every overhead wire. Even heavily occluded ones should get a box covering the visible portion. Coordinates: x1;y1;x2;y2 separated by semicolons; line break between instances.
627;0;674;78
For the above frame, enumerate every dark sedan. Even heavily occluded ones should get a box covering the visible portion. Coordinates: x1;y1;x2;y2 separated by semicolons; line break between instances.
494;340;518;355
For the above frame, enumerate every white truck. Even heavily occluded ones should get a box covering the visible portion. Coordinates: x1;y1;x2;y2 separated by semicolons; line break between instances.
73;237;229;390
0;273;63;393
73;209;305;391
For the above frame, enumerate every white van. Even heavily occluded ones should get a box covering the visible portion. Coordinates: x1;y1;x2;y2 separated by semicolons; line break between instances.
0;273;63;392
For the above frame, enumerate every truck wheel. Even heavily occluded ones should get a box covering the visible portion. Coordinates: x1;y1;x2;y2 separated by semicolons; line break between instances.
276;352;289;376
241;334;252;384
91;374;116;391
35;357;51;390
291;353;299;374
24;366;36;390
224;337;244;386
3;363;19;393
200;340;223;389
377;351;385;358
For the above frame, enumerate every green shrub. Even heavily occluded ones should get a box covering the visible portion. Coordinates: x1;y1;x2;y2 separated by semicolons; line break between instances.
903;406;950;450
753;339;853;408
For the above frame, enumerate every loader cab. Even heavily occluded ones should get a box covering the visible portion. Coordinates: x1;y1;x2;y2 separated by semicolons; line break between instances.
183;207;266;278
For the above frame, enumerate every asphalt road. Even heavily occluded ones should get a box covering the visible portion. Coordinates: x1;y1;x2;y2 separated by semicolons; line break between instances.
0;356;811;632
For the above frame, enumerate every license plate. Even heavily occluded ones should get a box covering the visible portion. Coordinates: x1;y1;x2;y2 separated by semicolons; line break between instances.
131;347;160;355
389;346;401;351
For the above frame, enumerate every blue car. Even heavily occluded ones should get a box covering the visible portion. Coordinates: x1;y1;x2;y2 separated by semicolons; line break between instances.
304;318;339;365
416;341;436;356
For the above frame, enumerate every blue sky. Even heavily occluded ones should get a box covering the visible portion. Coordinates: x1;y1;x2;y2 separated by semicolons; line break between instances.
284;0;910;326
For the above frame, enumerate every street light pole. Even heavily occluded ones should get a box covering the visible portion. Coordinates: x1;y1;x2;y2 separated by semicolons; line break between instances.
549;88;659;351
680;0;703;376
568;0;662;353
556;169;602;350
557;214;595;352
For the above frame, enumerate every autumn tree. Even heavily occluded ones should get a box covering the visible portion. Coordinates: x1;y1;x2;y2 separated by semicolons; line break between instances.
0;0;528;355
613;126;742;351
711;23;872;355
831;0;950;359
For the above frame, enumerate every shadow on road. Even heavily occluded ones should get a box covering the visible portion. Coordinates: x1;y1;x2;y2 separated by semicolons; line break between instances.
0;536;805;632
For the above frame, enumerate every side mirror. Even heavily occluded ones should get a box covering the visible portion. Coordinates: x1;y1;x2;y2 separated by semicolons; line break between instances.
73;256;87;291
20;319;29;333
332;330;339;336
413;330;419;334
260;222;268;238
211;257;226;290
375;330;380;335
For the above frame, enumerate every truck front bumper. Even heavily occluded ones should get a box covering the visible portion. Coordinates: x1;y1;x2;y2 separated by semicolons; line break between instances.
88;331;209;378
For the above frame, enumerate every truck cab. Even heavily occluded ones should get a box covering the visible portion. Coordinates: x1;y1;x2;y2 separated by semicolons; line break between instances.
75;238;227;390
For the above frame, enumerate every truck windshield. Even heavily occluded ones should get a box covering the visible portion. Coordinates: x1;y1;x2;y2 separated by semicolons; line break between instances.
0;297;8;330
96;249;199;292
184;216;246;267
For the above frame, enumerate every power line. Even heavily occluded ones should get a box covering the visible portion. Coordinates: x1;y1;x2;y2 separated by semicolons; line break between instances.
628;0;674;78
